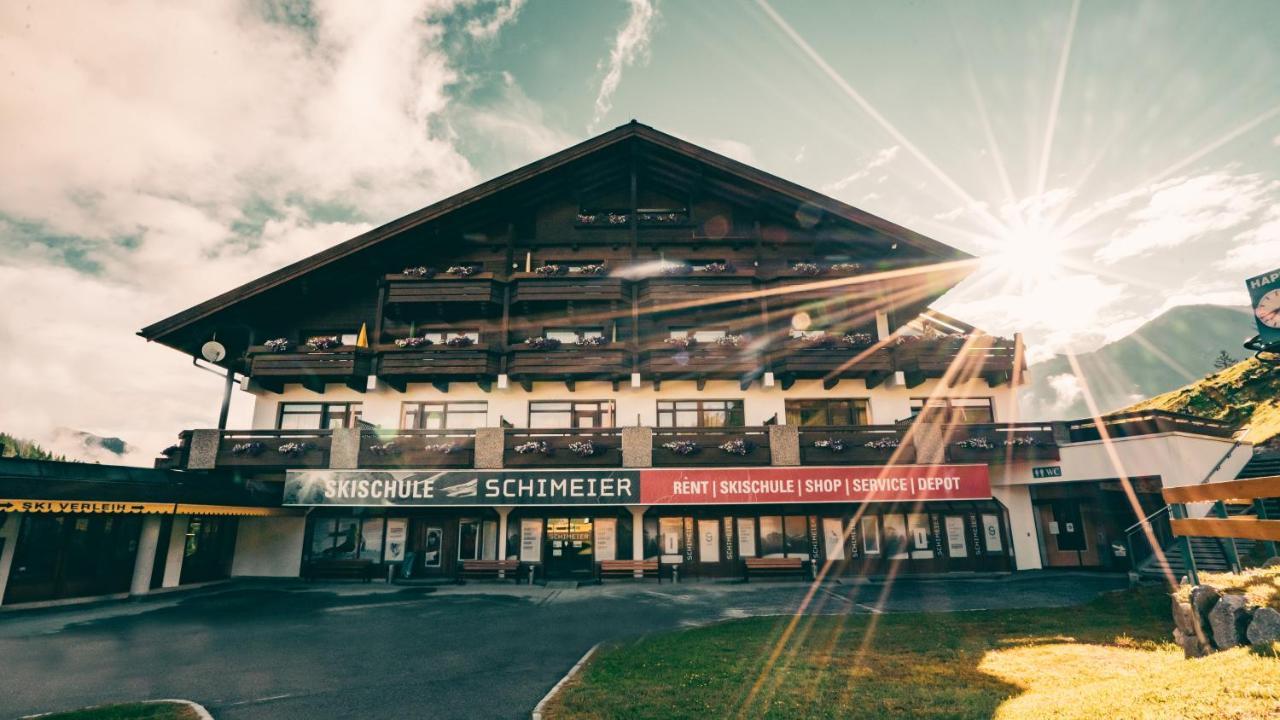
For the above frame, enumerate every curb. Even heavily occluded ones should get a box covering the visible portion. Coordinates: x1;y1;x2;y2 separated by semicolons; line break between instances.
530;642;600;720
22;699;214;720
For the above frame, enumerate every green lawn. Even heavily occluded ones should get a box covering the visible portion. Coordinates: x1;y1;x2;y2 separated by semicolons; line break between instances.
35;702;202;720
545;589;1280;720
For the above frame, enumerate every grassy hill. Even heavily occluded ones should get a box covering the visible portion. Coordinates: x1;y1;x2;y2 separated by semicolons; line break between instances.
1125;357;1280;445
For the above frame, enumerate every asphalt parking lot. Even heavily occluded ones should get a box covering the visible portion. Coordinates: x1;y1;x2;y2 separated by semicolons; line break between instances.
0;572;1128;720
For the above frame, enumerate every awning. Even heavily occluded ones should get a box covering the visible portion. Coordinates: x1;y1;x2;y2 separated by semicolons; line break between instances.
0;498;298;517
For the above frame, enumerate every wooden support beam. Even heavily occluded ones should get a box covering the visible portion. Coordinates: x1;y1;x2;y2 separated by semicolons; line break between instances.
864;371;889;390
903;370;926;389
383;378;407;393
739;377;752;392
565;378;575;392
696;377;707;391
1164;475;1280;504
302;377;326;394
431;380;449;394
477;378;492;393
520;378;534;392
1170;517;1280;543
345;378;367;394
822;376;839;391
779;375;796;391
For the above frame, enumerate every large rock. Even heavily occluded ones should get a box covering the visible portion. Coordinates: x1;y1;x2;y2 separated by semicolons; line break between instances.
1247;607;1280;646
1190;585;1221;617
1209;594;1252;649
1173;627;1209;658
1171;599;1198;635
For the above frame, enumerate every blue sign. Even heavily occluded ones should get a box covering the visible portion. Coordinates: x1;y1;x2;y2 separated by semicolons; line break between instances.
1247;268;1280;345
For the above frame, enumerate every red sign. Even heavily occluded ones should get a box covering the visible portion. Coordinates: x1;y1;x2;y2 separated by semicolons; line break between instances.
638;465;990;505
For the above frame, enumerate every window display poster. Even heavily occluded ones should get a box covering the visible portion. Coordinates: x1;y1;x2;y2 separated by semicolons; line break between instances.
519;519;542;563
908;513;932;559
423;526;443;567
698;520;720;563
595;518;617;562
944;516;967;558
822;517;845;561
860;516;880;555
383;518;406;562
982;514;1003;553
737;518;756;558
882;515;909;559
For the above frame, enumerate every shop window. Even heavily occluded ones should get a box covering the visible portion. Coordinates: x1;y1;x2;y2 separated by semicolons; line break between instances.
908;397;994;424
308;516;382;562
859;516;881;556
756;515;809;558
401;401;488;430
180;516;240;584
907;513;933;560
658;517;684;560
821;517;846;560
736;517;757;557
785;398;871;427
642;517;660;560
529;400;615;429
657;399;745;428
881;514;910;559
457;518;498;561
980;513;1005;554
278;402;363;430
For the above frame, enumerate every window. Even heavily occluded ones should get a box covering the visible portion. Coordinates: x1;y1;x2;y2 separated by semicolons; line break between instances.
668;326;726;342
529;400;615;428
457;518;499;561
413;328;480;344
756;515;810;558
544;327;605;344
304;329;358;346
909;397;994;424
785;399;871;427
278;402;363;429
401;401;488;430
659;517;684;558
657;399;744;428
308;516;382;562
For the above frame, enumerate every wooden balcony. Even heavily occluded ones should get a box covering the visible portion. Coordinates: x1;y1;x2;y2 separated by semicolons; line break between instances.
798;425;916;465
509;273;628;303
652;426;771;467
947;423;1059;464
503;428;623;468
638;270;756;307
358;430;475;468
892;335;1022;388
643;342;763;390
506;345;631;390
772;342;894;389
1066;411;1236;443
376;344;499;392
766;267;871;304
214;429;332;469
248;346;372;393
383;272;501;305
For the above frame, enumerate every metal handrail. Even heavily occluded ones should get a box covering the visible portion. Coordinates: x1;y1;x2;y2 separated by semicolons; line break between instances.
1124;504;1170;536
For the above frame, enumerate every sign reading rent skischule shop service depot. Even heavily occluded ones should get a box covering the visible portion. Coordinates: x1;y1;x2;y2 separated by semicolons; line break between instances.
284;465;991;507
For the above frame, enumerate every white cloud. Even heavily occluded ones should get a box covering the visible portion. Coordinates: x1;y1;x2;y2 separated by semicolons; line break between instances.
1046;373;1083;411
823;145;900;193
589;0;658;133
1094;172;1277;264
1219;205;1280;274
465;0;526;39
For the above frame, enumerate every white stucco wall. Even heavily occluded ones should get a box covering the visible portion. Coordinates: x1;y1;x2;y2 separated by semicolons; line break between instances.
232;516;306;577
990;484;1040;570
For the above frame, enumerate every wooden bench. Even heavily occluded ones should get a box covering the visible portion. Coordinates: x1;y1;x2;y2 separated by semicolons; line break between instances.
743;557;809;582
456;559;521;583
303;559;375;583
597;559;661;583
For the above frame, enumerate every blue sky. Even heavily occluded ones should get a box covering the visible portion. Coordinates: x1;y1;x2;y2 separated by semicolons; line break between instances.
1;0;1278;459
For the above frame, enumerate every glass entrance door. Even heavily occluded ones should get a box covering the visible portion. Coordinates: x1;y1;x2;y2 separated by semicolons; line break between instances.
544;517;594;579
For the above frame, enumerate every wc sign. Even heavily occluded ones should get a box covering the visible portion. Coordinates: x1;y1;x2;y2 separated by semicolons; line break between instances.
1247;267;1280;345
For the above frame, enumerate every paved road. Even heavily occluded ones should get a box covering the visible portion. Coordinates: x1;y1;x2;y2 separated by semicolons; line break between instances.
0;572;1127;719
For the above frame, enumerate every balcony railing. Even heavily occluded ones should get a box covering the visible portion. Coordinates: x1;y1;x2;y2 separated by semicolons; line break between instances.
503;428;623;468
506;345;631;390
772;340;894;389
893;335;1021;388
947;423;1059;464
376;344;499;392
644;342;763;389
383;272;501;305
509;273;628;303
214;429;332;469
638;269;757;306
248;346;372;393
652;426;771;466
358;430;475;468
798;425;916;465
1066;411;1236;443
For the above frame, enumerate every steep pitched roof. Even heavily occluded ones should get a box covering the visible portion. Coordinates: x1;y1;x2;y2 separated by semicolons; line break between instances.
139;120;970;343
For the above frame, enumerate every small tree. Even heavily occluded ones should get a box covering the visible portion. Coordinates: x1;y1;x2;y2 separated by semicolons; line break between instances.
1213;350;1237;370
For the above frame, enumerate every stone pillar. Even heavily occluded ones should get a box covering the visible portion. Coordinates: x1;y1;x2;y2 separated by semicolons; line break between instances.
187;429;221;470
130;515;164;597
911;422;946;465
0;513;23;607
475;428;505;469
495;506;513;571
629;506;648;577
768;425;800;466
161;515;190;588
329;427;361;469
622;427;653;468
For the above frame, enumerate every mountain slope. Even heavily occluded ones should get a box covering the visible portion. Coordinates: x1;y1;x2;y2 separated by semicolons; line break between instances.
1023;305;1256;419
1125;357;1280;445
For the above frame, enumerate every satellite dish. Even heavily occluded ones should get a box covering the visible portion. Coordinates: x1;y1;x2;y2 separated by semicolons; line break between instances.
201;340;227;363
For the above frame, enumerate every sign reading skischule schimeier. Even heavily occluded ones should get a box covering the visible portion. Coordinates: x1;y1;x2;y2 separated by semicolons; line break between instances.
1247;267;1280;345
284;469;640;507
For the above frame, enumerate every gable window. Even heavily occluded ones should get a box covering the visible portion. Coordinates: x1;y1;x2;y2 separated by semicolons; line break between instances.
785;398;870;427
657;399;744;428
529;400;615;429
909;397;994;424
278;402;363;430
401;401;488;430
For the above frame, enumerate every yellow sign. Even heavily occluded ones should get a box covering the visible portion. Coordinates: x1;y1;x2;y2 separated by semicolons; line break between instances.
0;499;174;514
174;503;298;517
